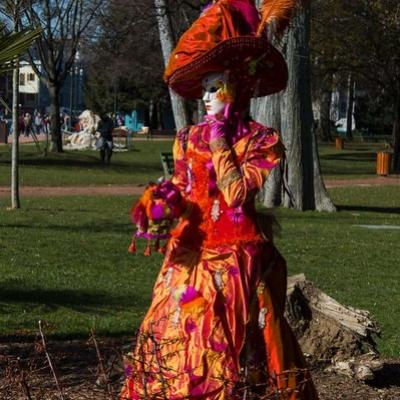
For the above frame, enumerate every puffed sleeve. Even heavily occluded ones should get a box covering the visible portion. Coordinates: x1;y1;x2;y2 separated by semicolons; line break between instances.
171;127;190;194
210;128;284;208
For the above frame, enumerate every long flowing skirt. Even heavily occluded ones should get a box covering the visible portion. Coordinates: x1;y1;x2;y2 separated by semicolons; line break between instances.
121;239;318;399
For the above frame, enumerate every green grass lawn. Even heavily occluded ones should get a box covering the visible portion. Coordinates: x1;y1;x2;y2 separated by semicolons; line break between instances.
0;141;388;187
0;141;174;187
1;186;399;357
318;142;387;179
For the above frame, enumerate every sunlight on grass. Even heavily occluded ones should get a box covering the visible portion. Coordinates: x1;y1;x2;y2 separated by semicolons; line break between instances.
1;186;399;356
0;141;174;187
0;141;388;187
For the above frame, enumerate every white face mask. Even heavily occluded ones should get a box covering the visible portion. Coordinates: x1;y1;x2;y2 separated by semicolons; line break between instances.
202;72;227;116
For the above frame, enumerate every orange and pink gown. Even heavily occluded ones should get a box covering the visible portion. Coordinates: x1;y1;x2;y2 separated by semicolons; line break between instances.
121;120;318;399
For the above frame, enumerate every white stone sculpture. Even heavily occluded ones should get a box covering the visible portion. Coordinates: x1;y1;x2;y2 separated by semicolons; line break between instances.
64;110;101;150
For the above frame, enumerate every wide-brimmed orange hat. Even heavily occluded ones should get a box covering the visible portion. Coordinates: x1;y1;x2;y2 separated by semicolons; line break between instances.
164;0;295;99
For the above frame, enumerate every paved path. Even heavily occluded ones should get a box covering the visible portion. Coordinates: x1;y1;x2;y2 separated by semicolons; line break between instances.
0;177;399;198
0;185;144;198
2;135;173;145
324;176;400;188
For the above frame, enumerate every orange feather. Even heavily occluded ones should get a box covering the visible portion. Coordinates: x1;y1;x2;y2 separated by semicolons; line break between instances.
257;0;300;38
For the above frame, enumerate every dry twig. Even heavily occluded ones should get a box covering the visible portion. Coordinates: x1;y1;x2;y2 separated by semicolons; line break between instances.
38;320;65;400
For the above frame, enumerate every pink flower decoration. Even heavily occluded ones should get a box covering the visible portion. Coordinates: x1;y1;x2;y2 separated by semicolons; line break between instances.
124;364;133;377
228;265;239;276
185;318;197;333
210;339;228;352
226;206;245;224
180;286;199;304
250;158;278;169
150;203;165;220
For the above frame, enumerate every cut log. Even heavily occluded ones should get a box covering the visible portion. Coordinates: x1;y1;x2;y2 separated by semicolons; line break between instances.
285;274;382;380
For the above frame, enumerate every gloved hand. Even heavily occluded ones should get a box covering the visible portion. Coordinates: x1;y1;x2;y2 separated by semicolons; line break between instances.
204;103;232;141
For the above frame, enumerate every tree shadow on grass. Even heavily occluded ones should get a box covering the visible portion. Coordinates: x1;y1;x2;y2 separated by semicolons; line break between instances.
0;221;131;234
18;157;162;173
0;284;148;315
0;152;162;174
320;152;377;162
338;205;400;214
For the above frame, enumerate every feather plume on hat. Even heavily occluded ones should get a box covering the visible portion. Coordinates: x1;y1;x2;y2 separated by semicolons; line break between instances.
257;0;300;38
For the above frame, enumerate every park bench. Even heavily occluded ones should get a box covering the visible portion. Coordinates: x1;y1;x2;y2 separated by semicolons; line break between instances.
112;127;132;149
135;126;151;140
351;130;392;143
160;152;174;178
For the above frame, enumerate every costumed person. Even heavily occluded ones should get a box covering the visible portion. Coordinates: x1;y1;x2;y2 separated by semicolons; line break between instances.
122;0;319;399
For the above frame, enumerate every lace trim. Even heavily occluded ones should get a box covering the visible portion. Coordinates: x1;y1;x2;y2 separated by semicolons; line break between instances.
217;170;241;190
209;137;229;152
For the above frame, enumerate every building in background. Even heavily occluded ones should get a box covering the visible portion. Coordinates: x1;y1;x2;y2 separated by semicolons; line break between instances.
15;59;85;114
18;62;40;109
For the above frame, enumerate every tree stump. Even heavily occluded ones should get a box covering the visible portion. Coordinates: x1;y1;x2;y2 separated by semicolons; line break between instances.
286;274;382;380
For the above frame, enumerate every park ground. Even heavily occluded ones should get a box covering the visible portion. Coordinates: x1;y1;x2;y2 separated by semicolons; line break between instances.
0;140;400;399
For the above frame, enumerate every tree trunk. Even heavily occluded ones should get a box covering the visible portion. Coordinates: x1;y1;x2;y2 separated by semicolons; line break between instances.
48;82;63;152
11;1;20;210
286;274;386;384
149;99;154;128
196;100;205;124
156;100;164;130
282;4;335;211
392;82;400;173
252;93;282;207
154;0;188;131
312;124;336;211
318;76;333;142
346;74;354;140
286;274;381;378
11;65;20;209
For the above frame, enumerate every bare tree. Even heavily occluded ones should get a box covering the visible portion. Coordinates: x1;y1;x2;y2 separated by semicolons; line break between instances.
253;0;335;211
11;1;21;209
1;0;41;209
154;0;188;131
252;93;283;208
282;3;335;211
11;60;20;209
345;73;354;140
23;0;105;152
316;71;333;142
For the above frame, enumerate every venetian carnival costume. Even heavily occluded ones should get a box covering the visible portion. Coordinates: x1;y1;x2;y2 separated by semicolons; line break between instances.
121;0;319;399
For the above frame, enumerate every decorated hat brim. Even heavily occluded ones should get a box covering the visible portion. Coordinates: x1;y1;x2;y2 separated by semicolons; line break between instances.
166;36;288;99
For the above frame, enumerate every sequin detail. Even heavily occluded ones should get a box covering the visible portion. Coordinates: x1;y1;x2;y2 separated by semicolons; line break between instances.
211;199;221;222
258;307;268;329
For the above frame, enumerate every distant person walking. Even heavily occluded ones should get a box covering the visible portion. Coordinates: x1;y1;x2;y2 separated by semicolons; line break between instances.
34;112;43;134
23;113;33;137
44;114;50;135
116;113;124;127
97;113;114;165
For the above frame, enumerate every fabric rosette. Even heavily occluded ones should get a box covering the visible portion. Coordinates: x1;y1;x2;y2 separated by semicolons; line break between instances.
128;180;186;256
